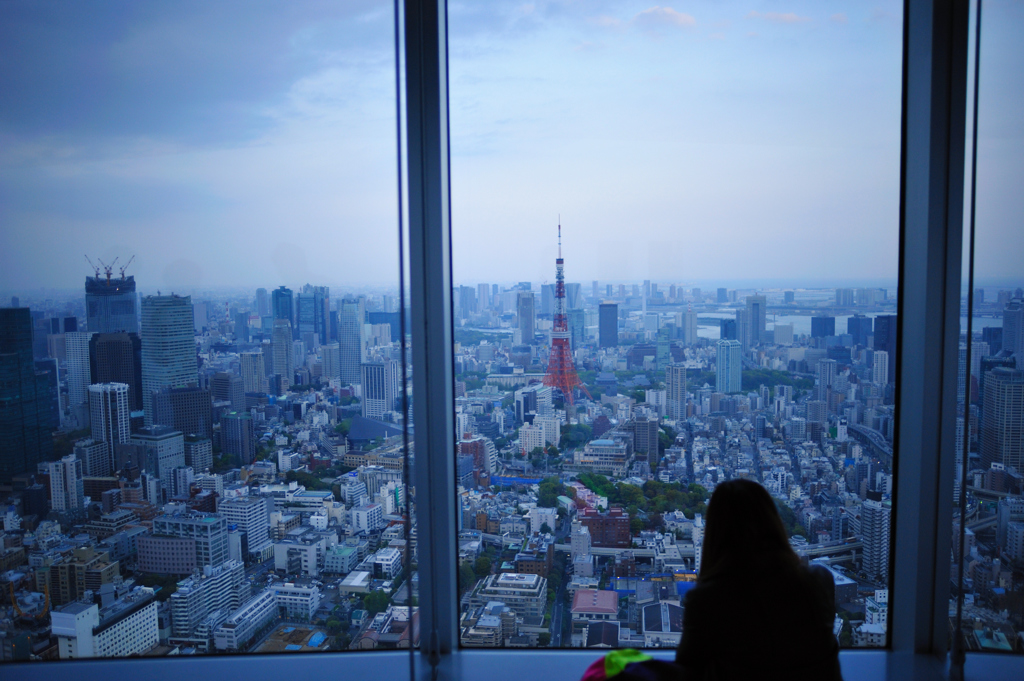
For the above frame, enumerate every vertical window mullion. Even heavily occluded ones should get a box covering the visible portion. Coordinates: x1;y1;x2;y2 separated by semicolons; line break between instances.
891;0;969;657
404;0;459;676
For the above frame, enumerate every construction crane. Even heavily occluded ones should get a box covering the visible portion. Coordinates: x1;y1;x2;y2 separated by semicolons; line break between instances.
118;255;136;279
96;257;119;284
84;255;101;279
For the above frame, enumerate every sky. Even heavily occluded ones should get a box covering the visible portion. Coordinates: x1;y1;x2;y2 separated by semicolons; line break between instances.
1;1;1021;295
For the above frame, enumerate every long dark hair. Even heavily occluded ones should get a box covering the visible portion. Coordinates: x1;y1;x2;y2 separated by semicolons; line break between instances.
698;479;799;582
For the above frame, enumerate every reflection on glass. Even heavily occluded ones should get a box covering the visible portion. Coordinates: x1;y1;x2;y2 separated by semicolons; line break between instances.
0;1;412;661
449;1;902;649
949;0;1024;656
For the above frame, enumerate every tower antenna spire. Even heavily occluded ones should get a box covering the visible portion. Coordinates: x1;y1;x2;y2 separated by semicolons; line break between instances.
558;217;561;259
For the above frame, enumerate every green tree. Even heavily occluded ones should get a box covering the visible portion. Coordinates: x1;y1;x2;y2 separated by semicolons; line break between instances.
540;522;552;535
364;589;391;615
459;562;478;593
473;556;492;579
629;517;644;535
538;633;551;647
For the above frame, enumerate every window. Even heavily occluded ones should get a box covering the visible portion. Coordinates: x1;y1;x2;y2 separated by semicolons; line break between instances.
1;0;411;663
950;0;1024;658
447;1;903;650
3;1;1024;680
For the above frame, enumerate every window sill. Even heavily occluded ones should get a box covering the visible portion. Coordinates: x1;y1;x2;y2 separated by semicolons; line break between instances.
5;649;1022;681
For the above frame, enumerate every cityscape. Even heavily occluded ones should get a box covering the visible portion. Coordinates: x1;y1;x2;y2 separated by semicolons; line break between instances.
2;234;1021;661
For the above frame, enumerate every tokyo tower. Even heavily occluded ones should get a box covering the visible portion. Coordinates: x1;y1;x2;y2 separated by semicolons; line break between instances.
543;222;592;405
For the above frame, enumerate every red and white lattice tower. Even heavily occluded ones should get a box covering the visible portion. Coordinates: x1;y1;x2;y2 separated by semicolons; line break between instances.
543;222;592;405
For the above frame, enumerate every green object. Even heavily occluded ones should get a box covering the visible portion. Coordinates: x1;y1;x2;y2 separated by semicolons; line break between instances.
604;649;653;678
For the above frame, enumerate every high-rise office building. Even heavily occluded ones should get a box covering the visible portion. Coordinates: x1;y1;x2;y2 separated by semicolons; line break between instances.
141;295;198;427
682;308;698;345
0;308;53;484
477;283;490;311
361;361;400;419
784;290;795;304
746;295;766;345
717;288;728;304
599;303;618;348
49;454;85;513
338;297;364;385
817;359;837;402
980;367;1024;472
271;286;293;326
517;291;535;344
836;288;856;307
567;308;585;351
720;318;737;341
210;372;244;412
90;332;143;412
89;383;130;471
255;288;270;317
874;315;898;383
218;496;271;561
297;284;329;346
132;425;185;490
1003;299;1023;358
86;274;138;334
716;340;742;394
872;351;890;386
65;331;95;411
151;386;213;440
184;435;213;473
734;309;750;349
811;316;836;339
152;513;229;569
320;343;341;383
847;315;874;348
666;364;687;420
222;412;256;465
270;320;293;392
539;284;553;316
240;352;267;394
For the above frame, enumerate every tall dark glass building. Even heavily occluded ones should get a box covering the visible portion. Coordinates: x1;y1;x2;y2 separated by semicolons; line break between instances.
874;314;898;383
86;274;139;333
0;308;53;484
90;332;144;412
599;303;618;348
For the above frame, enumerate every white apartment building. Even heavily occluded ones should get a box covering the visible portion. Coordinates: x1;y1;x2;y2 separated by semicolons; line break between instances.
52;588;158;659
271;582;321;621
213;589;278;651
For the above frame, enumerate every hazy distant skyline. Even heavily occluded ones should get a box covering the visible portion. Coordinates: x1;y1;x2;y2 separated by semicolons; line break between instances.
2;1;1021;294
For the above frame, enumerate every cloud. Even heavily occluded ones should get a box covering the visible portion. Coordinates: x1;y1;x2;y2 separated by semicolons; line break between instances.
830;13;848;24
589;14;623;29
746;11;811;24
634;6;697;29
709;32;726;41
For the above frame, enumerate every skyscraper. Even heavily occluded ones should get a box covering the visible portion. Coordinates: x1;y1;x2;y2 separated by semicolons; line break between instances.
1003;299;1023;358
152;386;213;440
872;351;890;386
746;295;766;345
817;359;837;402
65;331;95;412
271;286;293;325
222;412;256;465
477;283;490;311
0;308;53;484
297;284;329;346
90;332;143;412
717;288;728;303
874;315;898;383
361;361;400;419
682;308;698;345
847;315;874;347
89;383;130;473
85;274;138;334
666;364;687;421
599;303;618;348
271;320;293;392
240;352;267;394
48;454;85;514
210;372;244;412
861;496;892;582
320;343;341;384
811;316;836;339
716;340;742;394
980;367;1024;472
734;309;750;349
141;295;198;426
338;298;364;385
517;291;535;344
255;288;270;317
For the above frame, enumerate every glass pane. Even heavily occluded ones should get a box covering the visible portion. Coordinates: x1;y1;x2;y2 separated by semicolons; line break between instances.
950;0;1024;656
0;1;411;661
448;1;903;649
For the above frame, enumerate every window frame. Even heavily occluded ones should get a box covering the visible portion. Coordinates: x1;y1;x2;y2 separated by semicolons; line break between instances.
6;1;1024;680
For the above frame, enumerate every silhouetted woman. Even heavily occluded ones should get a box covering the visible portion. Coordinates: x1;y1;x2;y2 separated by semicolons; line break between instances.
674;479;842;681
